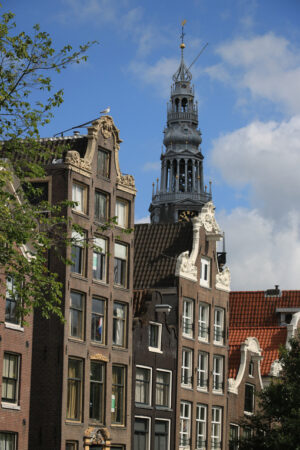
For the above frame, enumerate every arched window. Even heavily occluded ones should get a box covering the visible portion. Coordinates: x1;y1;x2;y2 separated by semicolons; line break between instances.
179;159;185;192
187;160;193;192
182;98;187;112
175;98;179;112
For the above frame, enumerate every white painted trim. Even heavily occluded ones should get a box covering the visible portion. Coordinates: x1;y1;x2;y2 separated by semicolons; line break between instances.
135;365;152;406
155;418;171;450
134;415;151;449
156;368;172;409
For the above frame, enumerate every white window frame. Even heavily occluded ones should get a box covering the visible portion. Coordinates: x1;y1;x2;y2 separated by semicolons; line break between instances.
182;298;194;338
115;198;129;228
114;242;128;288
72;182;87;214
1;352;21;409
213;355;224;393
213;308;225;345
211;406;222;449
229;424;240;450
154;418;171;450
196;404;207;450
135;365;152;406
200;257;210;288
134;416;151;450
197;352;208;391
244;383;255;414
180;401;191;449
71;229;85;276
148;322;162;353
181;348;193;388
0;432;17;449
155;369;172;409
92;237;108;283
198;303;209;342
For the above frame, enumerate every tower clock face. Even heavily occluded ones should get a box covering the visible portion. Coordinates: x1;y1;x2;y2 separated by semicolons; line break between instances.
179;210;197;222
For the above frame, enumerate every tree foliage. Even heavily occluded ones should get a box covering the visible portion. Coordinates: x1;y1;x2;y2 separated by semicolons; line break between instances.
238;334;300;450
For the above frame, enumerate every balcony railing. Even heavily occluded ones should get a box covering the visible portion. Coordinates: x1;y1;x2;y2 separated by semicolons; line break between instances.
181;374;193;385
197;375;208;389
196;438;207;449
152;191;212;204
179;436;191;447
167;111;198;123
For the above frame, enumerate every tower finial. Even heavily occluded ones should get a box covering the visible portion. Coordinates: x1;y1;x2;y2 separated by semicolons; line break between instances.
180;20;187;49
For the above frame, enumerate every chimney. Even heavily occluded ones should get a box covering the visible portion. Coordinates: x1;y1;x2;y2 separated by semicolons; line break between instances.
265;285;281;297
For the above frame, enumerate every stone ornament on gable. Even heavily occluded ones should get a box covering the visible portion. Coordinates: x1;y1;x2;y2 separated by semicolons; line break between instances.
215;266;231;292
269;359;282;377
199;201;222;237
176;250;197;282
117;174;136;189
65;150;91;172
100;116;114;139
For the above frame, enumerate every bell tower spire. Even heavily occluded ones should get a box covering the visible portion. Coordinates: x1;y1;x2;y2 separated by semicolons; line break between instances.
149;22;211;223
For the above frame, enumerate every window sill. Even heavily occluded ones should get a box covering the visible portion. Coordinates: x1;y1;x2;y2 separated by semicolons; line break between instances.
156;405;172;411
148;347;163;354
199;283;211;290
65;420;82;425
1;402;20;410
5;322;24;332
135;403;153;409
197;387;208;393
91;341;107;348
244;411;254;416
68;337;85;344
113;285;129;292
182;334;194;341
70;273;88;282
110;424;126;428
198;338;209;344
92;279;109;287
71;209;89;219
213;341;225;346
212;390;224;396
112;346;128;352
181;384;193;390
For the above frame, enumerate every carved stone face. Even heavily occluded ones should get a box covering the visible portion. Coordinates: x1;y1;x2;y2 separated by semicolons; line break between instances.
101;118;113;139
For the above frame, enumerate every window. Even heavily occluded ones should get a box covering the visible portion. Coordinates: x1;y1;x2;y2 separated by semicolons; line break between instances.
229;424;239;450
198;303;209;342
112;302;127;347
2;353;20;404
181;348;193;388
213;356;224;392
93;237;107;282
114;243;128;288
91;297;106;344
5;276;19;325
182;298;194;338
135;366;151;405
156;370;171;408
66;441;78;450
154;420;169;450
214;308;224;345
72;182;87;214
67;358;83;421
115;199;129;228
149;322;162;352
196;404;207;450
97;148;110;178
134;417;150;450
180;401;191;448
69;292;84;340
200;257;210;288
0;432;17;450
71;230;85;275
90;361;105;422
111;365;126;425
197;352;208;391
211;407;222;449
244;384;254;413
95;191;108;222
249;361;254;377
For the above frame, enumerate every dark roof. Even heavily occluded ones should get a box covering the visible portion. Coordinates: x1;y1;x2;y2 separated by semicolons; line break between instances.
134;222;193;289
229;290;300;327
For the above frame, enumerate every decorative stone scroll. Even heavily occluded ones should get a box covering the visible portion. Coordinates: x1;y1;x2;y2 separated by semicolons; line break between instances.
215;266;231;292
100;116;114;139
84;427;111;449
65;150;91;173
198;201;222;239
117;174;136;189
90;353;109;363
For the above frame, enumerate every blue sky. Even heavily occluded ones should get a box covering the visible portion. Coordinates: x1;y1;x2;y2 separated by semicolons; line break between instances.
5;0;300;290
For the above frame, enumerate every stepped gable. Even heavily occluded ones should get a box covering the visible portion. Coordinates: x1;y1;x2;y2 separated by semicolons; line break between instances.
228;326;287;378
229;290;300;327
134;221;193;289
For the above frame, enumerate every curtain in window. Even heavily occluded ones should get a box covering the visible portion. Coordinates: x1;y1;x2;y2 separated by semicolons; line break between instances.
67;360;81;420
112;366;124;424
115;201;126;227
113;304;125;346
0;433;15;450
2;354;17;402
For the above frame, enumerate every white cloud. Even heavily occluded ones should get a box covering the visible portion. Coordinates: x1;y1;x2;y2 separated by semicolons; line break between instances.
135;215;150;224
218;208;300;290
211;115;300;221
142;161;161;171
207;33;300;114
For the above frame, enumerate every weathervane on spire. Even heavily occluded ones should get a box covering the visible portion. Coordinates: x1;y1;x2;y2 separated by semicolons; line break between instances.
180;20;187;49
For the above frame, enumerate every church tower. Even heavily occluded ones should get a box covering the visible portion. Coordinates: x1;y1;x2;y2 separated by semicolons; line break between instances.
149;27;211;223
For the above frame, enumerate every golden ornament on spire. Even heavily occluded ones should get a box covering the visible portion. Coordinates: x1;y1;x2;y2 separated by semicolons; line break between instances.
180;20;187;49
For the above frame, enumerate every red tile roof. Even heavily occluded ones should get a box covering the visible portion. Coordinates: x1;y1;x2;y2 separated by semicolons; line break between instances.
229;291;300;327
228;326;287;378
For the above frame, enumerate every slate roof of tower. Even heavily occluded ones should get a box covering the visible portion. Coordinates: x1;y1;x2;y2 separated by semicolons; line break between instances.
229;290;300;327
134;222;193;289
228;326;287;378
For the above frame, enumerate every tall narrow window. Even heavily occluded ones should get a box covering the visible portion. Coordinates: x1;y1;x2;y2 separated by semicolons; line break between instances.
134;417;150;450
135;366;151;405
214;308;225;345
93;237;107;282
229;424;239;450
0;433;17;450
111;365;125;425
90;361;105;422
211;407;222;449
149;322;162;352
180;401;191;448
198;303;209;342
200;257;210;288
244;384;255;413
112;302;127;347
67;358;83;421
182;298;194;338
69;291;84;340
72;182;87;214
114;243;128;288
2;353;20;404
154;420;169;450
71;230;85;275
91;297;105;344
213;356;224;392
197;352;208;391
156;370;171;408
97;148;110;178
95;191;108;222
115;199;128;228
5;276;18;325
196;404;207;450
181;348;193;388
